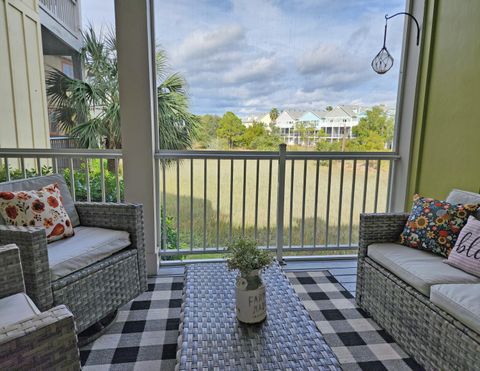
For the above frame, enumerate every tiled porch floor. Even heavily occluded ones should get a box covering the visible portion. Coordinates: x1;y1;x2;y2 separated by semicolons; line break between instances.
158;257;358;295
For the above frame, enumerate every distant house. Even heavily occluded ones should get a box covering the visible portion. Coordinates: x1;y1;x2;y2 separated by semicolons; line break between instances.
242;115;256;128
242;113;272;128
322;106;359;142
275;110;304;144
274;107;359;145
259;113;272;126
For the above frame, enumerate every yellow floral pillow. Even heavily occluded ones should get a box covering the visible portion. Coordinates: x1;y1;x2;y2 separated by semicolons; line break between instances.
400;194;479;257
0;183;74;243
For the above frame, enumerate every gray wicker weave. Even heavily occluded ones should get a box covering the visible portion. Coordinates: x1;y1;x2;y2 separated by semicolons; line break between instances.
0;244;80;370
176;262;341;371
0;178;147;333
357;212;480;371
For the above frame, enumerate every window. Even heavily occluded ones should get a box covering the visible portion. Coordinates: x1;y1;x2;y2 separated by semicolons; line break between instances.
62;62;74;78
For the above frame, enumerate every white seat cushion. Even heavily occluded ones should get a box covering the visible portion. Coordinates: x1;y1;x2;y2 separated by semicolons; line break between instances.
48;226;131;280
431;284;480;334
367;243;480;296
0;293;40;328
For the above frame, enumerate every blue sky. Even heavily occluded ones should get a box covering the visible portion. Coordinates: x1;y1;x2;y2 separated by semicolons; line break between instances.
82;0;405;116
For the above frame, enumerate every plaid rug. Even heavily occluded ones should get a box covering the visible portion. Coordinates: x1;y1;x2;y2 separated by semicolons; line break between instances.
80;276;183;371
287;271;423;371
80;269;423;371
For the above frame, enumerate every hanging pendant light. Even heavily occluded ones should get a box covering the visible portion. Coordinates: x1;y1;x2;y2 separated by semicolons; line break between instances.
372;12;421;74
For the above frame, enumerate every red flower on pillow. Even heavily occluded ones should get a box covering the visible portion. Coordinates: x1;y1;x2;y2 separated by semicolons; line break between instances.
43;218;54;228
31;200;45;213
0;192;15;200
5;205;18;219
16;192;31;200
47;196;59;208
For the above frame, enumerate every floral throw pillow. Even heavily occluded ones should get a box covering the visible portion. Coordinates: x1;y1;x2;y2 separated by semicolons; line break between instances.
0;183;74;243
400;194;479;257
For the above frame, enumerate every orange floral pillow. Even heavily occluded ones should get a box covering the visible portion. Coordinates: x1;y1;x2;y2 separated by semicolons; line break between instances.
0;183;74;243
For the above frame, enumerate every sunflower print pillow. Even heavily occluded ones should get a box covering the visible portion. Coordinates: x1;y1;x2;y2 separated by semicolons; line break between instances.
400;194;479;257
0;183;74;243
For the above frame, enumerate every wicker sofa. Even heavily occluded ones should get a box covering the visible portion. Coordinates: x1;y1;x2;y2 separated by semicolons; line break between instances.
0;174;147;333
0;244;80;370
357;189;480;370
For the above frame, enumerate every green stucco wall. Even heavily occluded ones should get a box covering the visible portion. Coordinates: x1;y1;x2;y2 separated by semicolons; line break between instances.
407;0;480;203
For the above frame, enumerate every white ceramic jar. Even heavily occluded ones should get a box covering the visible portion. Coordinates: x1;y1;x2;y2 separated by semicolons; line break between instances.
235;269;267;323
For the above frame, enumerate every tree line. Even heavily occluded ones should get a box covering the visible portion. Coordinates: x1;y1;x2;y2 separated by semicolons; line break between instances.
195;112;283;150
195;107;394;152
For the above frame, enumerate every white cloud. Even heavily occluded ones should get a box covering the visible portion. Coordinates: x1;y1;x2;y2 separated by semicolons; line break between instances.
297;44;363;75
174;25;245;62
82;0;406;115
225;57;281;84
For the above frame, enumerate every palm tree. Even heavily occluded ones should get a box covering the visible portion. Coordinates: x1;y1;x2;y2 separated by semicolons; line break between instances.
269;108;279;123
46;26;198;154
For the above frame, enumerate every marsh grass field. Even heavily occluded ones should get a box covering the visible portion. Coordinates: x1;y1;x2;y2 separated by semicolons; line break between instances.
160;158;391;258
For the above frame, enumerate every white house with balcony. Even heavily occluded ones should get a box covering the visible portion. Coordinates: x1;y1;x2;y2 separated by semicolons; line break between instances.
275;107;359;145
275;110;304;144
321;106;359;142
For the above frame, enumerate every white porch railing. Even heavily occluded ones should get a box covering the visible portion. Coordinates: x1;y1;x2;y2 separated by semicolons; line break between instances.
0;148;123;203
0;147;399;262
155;146;399;261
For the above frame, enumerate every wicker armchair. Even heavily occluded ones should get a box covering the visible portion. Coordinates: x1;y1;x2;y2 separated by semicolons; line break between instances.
357;213;480;370
0;175;147;333
0;244;80;370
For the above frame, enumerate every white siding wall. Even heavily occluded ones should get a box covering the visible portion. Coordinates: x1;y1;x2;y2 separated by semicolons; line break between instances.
0;0;49;149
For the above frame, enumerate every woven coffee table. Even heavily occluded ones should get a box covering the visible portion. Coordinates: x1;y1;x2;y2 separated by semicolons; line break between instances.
175;262;341;370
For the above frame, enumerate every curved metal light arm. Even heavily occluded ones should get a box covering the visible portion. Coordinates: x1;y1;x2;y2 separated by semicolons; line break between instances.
385;12;421;45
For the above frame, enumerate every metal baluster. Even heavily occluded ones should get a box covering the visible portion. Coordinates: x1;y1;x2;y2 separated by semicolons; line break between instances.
100;159;106;202
254;159;260;241
362;160;369;213
85;158;91;202
21;157;26;178
115;158;121;202
161;159;167;252
4;157;10;182
203;159;207;250
337;159;345;247
348;160;357;247
190;159;194;251
177;159;180;252
242;159;247;237
374;160;381;213
36;158;42;176
155;158;161;259
266;159;272;249
276;144;286;262
300;160;307;248
313;160;320;249
325;160;332;247
229;159;234;243
216;159;221;249
386;159;394;212
69;158;75;201
52;157;58;175
289;159;295;248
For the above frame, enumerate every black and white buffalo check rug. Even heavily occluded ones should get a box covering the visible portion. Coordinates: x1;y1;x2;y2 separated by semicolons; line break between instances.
287;271;423;371
81;270;423;371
